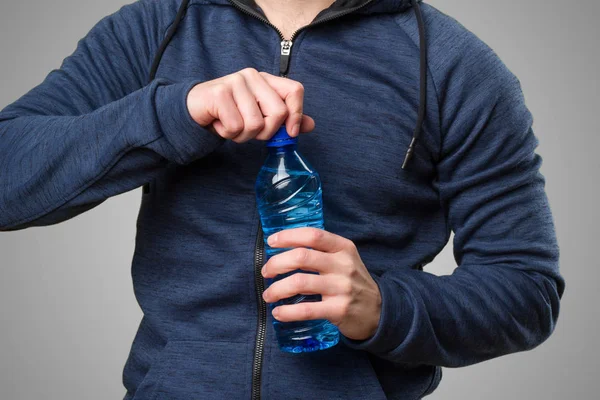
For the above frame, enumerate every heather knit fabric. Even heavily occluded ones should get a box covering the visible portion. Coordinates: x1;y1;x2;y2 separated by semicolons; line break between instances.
0;1;564;399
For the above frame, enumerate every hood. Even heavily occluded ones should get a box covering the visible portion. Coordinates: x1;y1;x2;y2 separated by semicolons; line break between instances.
208;0;421;15
354;0;423;14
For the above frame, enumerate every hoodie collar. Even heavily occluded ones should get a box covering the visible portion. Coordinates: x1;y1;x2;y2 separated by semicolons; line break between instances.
211;0;420;15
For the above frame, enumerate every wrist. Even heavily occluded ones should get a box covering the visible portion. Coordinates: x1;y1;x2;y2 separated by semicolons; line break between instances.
368;287;383;338
341;272;412;356
155;80;225;164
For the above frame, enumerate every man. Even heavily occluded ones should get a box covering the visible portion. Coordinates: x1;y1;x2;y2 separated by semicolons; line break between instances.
0;0;564;399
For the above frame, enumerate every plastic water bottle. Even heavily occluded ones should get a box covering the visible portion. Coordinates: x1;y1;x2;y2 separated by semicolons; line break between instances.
255;125;340;353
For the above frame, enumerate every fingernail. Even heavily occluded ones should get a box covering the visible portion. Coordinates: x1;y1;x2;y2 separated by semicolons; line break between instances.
261;266;266;276
268;233;278;246
292;123;300;137
272;308;280;318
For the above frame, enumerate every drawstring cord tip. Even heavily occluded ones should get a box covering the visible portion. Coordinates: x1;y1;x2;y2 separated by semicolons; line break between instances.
402;137;417;170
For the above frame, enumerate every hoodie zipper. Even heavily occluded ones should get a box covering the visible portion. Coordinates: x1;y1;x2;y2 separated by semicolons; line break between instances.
251;223;266;400
226;1;375;399
227;0;374;77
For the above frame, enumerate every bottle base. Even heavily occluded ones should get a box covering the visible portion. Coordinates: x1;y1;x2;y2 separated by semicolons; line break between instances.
274;319;340;353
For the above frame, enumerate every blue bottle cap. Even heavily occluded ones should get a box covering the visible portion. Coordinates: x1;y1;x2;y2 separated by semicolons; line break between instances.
266;125;298;147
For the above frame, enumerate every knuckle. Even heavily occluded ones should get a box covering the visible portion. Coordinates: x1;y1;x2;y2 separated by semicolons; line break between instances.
273;104;289;118
340;278;353;295
242;67;259;76
345;240;357;253
339;299;351;318
301;304;314;320
245;118;265;133
232;135;247;144
292;81;304;94
270;253;282;266
212;83;229;99
344;255;356;270
229;72;245;86
266;283;278;297
294;248;310;265
224;128;243;139
311;229;324;244
292;272;307;289
217;126;236;139
340;254;354;268
222;129;241;140
229;120;245;133
222;131;238;140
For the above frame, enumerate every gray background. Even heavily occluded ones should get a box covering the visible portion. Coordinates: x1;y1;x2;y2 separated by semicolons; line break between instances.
0;0;597;398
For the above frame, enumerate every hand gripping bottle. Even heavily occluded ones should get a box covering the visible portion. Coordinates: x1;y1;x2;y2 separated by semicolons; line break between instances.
255;126;340;353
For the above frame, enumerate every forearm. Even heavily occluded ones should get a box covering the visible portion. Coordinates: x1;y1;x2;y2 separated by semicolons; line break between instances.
343;261;562;367
0;79;224;230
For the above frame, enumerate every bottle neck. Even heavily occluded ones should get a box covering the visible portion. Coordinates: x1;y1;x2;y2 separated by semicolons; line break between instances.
267;142;298;153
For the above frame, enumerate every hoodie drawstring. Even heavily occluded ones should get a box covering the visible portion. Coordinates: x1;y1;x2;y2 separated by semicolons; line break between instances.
143;0;190;194
402;0;428;170
148;0;427;171
149;0;191;82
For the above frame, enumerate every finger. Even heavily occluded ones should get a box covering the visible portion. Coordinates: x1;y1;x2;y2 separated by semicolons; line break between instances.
298;115;316;134
259;72;306;137
230;75;266;143
272;298;345;324
212;87;244;140
255;113;315;140
207;124;218;135
267;227;350;253
262;248;336;278
240;69;289;140
263;273;350;303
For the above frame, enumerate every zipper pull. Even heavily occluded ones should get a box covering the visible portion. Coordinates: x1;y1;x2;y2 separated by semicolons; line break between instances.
279;39;293;77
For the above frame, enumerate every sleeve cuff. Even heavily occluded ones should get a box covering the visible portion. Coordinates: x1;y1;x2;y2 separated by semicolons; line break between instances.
155;80;225;164
340;272;413;356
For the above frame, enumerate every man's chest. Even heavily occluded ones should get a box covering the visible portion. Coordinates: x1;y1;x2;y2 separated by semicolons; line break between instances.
155;5;441;219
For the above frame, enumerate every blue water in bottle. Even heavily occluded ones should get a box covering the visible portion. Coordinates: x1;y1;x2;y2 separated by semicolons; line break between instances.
255;126;340;353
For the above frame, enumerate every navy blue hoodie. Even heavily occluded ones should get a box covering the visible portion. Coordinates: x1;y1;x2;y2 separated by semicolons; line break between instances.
0;0;564;399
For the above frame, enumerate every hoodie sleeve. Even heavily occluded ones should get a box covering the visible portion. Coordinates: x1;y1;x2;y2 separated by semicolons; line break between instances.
340;20;564;367
0;0;225;231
